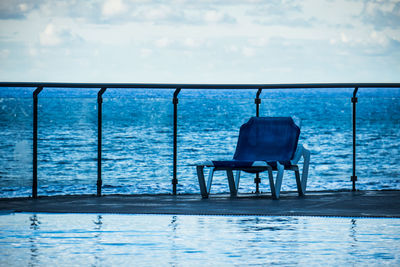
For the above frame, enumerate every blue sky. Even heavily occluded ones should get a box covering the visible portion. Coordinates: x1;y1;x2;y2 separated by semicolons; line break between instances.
0;0;399;83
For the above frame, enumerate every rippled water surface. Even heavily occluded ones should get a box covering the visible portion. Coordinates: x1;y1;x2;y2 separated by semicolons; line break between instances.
0;213;399;266
0;88;399;197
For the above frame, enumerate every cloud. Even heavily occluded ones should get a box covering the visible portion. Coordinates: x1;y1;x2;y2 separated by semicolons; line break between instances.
140;48;152;57
29;47;38;57
242;46;255;57
0;0;39;19
247;0;317;27
183;38;203;48
155;37;173;48
225;44;239;53
131;4;236;25
40;24;61;46
340;32;349;43
135;5;181;22
0;49;10;58
328;30;400;57
361;1;400;30
102;0;126;17
247;0;303;17
360;36;400;56
1;0;238;25
39;23;82;46
203;10;236;24
254;16;317;27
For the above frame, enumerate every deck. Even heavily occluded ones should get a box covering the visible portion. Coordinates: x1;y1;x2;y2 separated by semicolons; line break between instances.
1;190;399;218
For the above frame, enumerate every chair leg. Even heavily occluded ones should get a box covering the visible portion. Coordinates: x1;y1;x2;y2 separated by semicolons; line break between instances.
207;167;215;194
235;170;241;190
267;168;276;198
295;149;311;196
226;169;237;196
196;166;208;198
301;149;310;192
294;168;304;196
267;163;284;199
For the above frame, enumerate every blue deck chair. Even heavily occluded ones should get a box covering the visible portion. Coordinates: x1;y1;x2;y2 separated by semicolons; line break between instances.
196;117;310;199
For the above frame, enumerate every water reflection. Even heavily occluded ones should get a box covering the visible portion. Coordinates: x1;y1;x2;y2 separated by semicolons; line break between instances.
232;216;301;265
93;215;103;232
29;214;40;267
169;215;178;266
350;219;358;242
92;215;103;267
348;218;358;262
237;216;299;232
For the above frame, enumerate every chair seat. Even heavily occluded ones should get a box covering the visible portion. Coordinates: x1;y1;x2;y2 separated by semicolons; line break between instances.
212;160;268;173
212;160;255;168
268;161;293;169
212;160;292;170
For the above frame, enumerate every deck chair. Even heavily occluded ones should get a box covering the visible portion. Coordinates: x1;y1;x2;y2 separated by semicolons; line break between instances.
195;117;310;199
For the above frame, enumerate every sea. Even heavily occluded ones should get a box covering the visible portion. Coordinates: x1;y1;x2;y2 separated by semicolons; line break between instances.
0;87;399;197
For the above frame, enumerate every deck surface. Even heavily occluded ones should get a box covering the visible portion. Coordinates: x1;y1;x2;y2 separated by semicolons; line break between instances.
1;190;399;217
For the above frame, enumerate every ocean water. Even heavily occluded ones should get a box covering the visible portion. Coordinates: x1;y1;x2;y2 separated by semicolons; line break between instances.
0;87;399;197
0;213;399;266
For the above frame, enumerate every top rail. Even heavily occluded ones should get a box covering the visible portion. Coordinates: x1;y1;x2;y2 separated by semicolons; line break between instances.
0;82;400;89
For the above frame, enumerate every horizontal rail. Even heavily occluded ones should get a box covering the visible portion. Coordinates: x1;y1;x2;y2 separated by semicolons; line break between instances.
0;82;400;89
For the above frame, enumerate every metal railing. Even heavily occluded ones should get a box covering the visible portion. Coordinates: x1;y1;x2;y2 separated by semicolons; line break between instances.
1;82;399;198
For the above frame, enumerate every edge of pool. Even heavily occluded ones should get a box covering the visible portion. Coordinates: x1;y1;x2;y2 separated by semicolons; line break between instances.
1;190;399;218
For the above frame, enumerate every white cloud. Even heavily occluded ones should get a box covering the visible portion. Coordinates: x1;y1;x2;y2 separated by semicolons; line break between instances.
39;23;81;47
29;48;38;57
102;0;126;17
155;37;173;48
183;38;195;47
129;3;236;25
253;37;269;47
0;0;38;19
242;46;255;57
0;49;10;58
340;32;349;43
204;10;228;23
225;45;239;53
18;3;28;12
39;24;62;46
183;38;203;48
140;5;174;21
370;31;389;46
140;48;152;57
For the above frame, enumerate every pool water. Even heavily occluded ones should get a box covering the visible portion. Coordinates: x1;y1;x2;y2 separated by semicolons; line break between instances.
0;213;399;266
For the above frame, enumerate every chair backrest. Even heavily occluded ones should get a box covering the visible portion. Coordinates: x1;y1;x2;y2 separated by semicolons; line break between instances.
233;117;300;162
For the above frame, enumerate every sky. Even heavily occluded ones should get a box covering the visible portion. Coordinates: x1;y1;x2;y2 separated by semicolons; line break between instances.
0;0;399;83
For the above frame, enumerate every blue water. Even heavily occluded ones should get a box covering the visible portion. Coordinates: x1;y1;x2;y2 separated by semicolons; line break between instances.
0;213;399;266
0;87;400;197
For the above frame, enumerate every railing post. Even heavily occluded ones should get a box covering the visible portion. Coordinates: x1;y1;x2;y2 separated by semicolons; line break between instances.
97;88;107;197
32;86;43;199
172;88;181;195
254;88;262;193
351;87;358;191
255;88;262;117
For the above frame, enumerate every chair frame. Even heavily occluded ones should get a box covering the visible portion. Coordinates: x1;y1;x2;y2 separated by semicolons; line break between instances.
196;144;310;199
